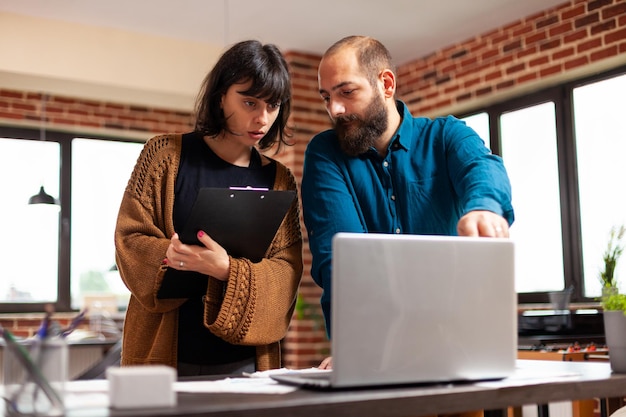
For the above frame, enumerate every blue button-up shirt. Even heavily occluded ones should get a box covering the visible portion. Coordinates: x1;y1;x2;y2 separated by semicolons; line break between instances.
301;101;514;335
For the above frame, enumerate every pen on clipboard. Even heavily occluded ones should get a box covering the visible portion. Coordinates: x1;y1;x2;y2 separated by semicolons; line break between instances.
0;325;65;411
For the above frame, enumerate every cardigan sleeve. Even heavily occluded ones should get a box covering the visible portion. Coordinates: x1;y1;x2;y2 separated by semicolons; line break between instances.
114;134;186;313
204;164;303;345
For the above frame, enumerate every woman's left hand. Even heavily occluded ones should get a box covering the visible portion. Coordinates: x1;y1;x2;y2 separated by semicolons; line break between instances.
165;231;230;280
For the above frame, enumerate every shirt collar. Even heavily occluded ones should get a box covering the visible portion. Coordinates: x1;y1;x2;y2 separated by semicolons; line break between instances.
387;100;411;153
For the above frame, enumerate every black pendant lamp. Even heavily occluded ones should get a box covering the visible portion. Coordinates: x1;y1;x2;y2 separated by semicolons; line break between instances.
29;185;58;205
28;93;59;206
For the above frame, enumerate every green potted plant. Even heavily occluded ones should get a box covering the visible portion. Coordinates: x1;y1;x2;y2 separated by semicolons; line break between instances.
600;225;626;372
600;225;626;294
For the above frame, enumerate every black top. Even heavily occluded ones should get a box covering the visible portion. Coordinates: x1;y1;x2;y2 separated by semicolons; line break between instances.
171;131;276;365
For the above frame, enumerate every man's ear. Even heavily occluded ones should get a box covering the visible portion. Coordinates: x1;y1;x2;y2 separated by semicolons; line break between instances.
380;69;396;98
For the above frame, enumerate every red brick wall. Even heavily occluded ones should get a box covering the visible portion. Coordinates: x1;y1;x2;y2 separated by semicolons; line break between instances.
281;52;332;368
0;314;108;339
0;90;193;134
397;0;626;115
1;0;625;369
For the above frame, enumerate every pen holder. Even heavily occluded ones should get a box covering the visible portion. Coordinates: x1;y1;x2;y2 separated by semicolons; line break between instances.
3;337;68;416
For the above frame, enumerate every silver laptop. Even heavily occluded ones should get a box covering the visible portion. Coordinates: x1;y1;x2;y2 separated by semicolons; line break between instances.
272;232;517;389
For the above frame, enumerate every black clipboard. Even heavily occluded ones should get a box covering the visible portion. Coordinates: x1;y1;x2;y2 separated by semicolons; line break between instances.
157;187;296;299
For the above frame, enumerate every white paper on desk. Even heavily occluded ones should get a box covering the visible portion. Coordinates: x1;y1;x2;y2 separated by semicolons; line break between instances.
476;367;582;388
174;377;298;394
174;368;328;394
243;367;326;378
0;381;110;409
64;380;110;408
61;368;317;403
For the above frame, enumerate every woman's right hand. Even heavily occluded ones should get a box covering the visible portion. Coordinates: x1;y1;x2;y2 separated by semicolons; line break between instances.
165;231;230;280
195;230;230;280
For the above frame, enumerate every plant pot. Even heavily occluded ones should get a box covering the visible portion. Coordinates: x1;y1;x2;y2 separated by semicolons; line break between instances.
603;310;626;373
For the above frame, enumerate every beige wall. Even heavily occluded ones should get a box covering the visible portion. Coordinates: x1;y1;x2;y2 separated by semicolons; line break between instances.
0;12;224;111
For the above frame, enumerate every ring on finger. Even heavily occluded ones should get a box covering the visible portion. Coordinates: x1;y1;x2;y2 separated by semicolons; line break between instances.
179;261;184;268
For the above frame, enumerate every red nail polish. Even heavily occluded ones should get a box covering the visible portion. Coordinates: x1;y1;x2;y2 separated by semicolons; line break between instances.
198;231;204;238
162;258;168;265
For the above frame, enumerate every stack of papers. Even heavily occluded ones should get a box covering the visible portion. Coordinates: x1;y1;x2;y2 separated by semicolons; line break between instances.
60;367;324;410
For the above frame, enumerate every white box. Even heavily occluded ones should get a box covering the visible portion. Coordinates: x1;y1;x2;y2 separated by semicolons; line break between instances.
106;365;176;409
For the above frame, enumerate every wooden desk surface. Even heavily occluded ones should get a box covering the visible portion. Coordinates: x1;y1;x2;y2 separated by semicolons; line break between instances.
42;360;626;417
518;349;609;362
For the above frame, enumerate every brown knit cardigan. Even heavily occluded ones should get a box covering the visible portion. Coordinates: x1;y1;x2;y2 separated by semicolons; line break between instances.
114;133;303;371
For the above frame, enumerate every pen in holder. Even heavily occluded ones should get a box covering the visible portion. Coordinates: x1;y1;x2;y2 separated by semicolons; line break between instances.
2;331;68;416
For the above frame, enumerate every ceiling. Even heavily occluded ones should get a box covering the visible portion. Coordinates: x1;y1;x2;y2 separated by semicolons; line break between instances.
0;0;567;65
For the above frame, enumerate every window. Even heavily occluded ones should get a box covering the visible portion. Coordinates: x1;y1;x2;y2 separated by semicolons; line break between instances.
499;102;564;293
0;138;60;303
71;138;144;310
459;66;626;303
0;128;143;312
574;73;626;298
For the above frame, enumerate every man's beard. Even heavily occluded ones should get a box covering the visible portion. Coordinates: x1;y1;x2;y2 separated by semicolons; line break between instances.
334;93;388;156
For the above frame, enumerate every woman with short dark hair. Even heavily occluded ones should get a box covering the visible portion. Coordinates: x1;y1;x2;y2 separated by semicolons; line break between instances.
115;40;303;376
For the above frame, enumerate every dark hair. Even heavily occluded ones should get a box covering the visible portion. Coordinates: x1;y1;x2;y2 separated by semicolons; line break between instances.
324;36;395;87
194;40;293;152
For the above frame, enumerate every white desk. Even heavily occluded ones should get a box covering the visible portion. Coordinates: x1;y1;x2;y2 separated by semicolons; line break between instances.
5;360;623;417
